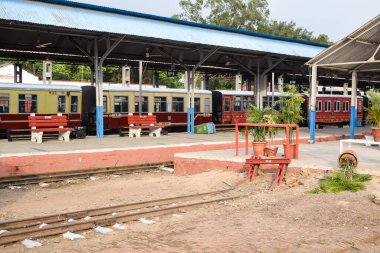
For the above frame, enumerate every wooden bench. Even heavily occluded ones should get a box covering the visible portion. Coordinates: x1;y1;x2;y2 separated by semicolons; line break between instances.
28;113;74;143
245;157;291;190
128;114;162;138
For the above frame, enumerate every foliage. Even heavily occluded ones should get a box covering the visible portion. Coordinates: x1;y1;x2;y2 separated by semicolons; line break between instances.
365;89;380;128
158;71;184;88
309;172;372;194
309;156;372;194
173;0;331;44
173;0;269;31
275;84;305;125
207;78;235;90
257;20;330;44
20;61;184;87
246;105;278;142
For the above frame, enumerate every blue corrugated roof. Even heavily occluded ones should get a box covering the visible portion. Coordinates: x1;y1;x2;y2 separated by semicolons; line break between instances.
0;0;328;58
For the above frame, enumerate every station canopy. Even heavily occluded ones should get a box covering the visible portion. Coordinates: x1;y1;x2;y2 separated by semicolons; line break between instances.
0;0;328;76
307;15;380;82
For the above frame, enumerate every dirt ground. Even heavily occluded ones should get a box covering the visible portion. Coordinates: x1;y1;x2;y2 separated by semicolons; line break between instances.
0;169;379;253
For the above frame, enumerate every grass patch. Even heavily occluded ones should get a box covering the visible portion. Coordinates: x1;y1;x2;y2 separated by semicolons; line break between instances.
309;172;372;194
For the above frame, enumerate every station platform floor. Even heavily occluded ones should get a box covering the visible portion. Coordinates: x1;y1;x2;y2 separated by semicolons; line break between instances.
0;125;378;177
0;125;370;156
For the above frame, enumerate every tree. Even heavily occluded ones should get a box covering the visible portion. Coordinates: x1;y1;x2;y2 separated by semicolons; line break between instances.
173;0;269;31
173;0;331;44
257;20;331;44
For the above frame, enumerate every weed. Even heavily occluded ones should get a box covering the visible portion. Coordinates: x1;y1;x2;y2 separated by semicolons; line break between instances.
309;171;372;194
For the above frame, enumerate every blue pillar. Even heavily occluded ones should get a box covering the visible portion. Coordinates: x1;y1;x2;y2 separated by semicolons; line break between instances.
309;109;316;142
96;105;103;138
191;107;195;134
187;108;191;133
350;106;356;139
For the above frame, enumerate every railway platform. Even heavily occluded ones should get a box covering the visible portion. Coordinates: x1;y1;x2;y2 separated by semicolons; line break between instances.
0;125;378;178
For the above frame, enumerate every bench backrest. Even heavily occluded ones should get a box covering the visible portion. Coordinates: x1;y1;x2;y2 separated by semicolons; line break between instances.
28;115;68;128
128;115;157;126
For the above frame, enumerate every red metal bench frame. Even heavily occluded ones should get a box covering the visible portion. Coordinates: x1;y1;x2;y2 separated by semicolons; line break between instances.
246;157;291;190
28;114;74;143
128;115;163;137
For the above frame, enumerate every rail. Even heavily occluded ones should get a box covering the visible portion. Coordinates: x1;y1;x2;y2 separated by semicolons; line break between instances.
0;189;245;245
235;123;299;159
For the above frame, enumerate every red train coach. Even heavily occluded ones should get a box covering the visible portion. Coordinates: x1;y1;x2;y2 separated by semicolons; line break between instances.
307;94;363;128
212;90;255;124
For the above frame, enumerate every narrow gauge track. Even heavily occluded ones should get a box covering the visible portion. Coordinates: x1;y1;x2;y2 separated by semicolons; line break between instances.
0;189;245;245
0;162;173;188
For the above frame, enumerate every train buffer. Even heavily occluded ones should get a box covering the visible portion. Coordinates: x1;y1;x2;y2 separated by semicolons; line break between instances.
28;113;74;143
245;157;292;190
128;114;164;138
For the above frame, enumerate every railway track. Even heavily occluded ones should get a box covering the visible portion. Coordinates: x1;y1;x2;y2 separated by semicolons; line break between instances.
0;189;245;245
0;162;173;188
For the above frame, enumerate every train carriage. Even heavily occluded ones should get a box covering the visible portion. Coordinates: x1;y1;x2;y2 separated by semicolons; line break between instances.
310;94;364;127
0;83;82;134
82;86;213;132
264;92;364;127
212;90;255;124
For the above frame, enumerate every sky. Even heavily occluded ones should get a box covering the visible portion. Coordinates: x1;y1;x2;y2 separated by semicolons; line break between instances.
76;0;380;42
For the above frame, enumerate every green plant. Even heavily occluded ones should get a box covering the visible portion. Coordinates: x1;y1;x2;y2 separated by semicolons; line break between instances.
275;84;305;143
309;172;372;194
309;158;372;194
246;105;278;142
366;89;380;128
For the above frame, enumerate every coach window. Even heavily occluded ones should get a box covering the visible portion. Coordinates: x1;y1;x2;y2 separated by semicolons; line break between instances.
343;101;349;112
243;96;254;110
172;97;184;112
0;94;9;113
204;97;211;114
224;97;231;112
70;96;78;113
103;96;108;113
154;97;167;112
234;96;242;111
324;101;331;112
194;97;200;113
19;94;37;113
316;100;322;112
57;95;66;113
334;101;340;112
114;96;128;113
134;96;148;112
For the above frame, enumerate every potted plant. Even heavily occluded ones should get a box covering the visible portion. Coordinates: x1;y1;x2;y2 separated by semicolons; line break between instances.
275;84;305;158
246;105;278;156
366;90;380;141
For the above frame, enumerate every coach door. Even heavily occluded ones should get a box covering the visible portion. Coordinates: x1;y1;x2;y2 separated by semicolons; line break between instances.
222;96;232;124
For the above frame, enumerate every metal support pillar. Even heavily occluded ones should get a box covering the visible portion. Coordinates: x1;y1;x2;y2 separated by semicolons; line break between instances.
350;71;357;139
185;71;191;133
309;64;317;143
139;60;143;115
94;36;125;138
190;70;195;134
271;72;275;105
186;47;219;134
255;60;261;108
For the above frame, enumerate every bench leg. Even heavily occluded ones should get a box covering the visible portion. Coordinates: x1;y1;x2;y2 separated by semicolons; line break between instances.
247;164;259;182
129;128;141;138
31;132;43;143
149;128;161;137
59;131;71;142
269;164;287;191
